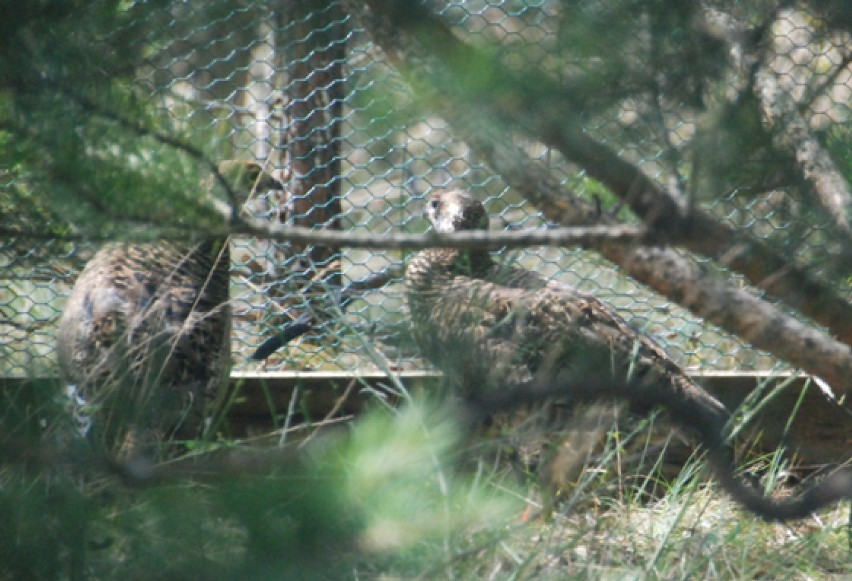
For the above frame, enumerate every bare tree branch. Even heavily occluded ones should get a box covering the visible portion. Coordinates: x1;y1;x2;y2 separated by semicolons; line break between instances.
237;219;647;250
706;5;852;245
599;243;852;394
2;222;647;251
755;64;852;241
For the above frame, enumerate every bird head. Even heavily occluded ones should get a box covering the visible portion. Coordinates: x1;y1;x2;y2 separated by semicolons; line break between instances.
425;190;489;233
207;160;285;222
216;160;284;203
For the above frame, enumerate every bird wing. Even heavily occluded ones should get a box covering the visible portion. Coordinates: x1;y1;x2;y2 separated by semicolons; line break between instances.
411;267;728;429
58;241;229;397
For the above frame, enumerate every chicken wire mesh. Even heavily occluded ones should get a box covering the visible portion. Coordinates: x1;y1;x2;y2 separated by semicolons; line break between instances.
2;0;850;378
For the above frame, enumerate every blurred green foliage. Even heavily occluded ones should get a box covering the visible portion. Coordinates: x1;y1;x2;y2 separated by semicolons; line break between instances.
0;0;237;241
0;380;517;579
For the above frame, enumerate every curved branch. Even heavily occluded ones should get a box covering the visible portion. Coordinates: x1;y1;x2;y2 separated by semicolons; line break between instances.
474;372;852;522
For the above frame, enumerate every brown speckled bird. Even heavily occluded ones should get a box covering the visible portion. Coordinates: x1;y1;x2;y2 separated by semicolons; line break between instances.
405;190;730;483
57;161;283;458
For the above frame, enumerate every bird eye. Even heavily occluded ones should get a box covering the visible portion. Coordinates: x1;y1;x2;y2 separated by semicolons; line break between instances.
429;198;440;211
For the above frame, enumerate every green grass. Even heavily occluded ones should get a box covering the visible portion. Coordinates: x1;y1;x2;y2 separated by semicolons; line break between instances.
3;371;850;580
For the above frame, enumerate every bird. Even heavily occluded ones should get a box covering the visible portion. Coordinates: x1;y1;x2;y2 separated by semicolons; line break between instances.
405;189;731;488
57;160;284;459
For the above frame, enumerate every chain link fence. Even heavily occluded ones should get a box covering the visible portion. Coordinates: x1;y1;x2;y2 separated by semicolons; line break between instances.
2;0;850;378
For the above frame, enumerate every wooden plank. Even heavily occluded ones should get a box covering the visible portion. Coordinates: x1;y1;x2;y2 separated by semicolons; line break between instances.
4;371;850;463
692;371;851;466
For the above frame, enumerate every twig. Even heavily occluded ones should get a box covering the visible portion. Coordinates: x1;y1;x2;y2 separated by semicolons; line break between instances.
250;267;404;360
298;378;359;448
1;222;649;251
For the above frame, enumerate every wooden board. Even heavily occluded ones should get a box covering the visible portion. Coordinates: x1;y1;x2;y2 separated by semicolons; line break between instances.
5;371;850;464
224;371;852;465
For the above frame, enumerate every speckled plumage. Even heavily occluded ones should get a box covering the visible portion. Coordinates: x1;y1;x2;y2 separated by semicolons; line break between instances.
404;192;852;520
405;189;728;430
57;161;282;456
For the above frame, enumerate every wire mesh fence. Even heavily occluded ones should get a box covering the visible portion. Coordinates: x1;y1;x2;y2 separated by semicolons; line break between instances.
1;0;850;378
